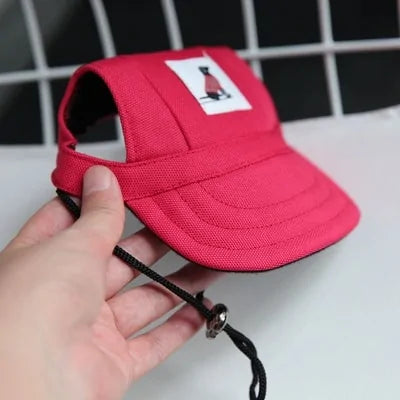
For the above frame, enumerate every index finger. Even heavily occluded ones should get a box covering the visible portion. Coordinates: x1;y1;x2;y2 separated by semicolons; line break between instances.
6;197;75;250
105;227;170;298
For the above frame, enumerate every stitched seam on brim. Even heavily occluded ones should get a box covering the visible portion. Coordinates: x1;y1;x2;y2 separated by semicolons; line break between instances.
123;147;292;200
53;146;292;200
196;158;318;209
145;188;351;250
175;178;331;230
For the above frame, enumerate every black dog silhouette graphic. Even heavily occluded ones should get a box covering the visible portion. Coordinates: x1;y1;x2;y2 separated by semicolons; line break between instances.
199;66;231;101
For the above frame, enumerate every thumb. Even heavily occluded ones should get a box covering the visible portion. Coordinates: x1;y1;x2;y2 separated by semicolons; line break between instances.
72;166;125;255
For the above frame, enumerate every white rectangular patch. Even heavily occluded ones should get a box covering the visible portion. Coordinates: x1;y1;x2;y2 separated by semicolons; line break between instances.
165;55;252;115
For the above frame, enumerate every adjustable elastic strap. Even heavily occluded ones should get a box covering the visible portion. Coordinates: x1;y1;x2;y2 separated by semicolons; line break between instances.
56;189;267;400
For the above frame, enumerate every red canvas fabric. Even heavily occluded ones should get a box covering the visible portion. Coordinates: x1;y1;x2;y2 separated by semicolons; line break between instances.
52;46;360;272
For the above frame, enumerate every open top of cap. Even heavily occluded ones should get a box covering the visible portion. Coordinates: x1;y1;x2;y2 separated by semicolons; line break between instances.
52;46;360;271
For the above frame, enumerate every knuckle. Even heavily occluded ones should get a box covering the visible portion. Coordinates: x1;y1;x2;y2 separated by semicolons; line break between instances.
95;204;119;216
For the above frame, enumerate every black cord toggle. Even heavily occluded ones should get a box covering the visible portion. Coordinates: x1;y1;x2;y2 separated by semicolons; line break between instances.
56;189;267;400
206;303;229;339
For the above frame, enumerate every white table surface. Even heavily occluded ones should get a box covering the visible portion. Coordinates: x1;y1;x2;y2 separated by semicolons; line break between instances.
0;106;399;399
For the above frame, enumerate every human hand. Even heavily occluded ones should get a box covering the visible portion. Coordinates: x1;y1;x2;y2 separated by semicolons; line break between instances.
0;166;222;400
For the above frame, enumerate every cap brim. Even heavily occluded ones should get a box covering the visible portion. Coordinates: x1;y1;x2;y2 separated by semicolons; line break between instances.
126;145;360;272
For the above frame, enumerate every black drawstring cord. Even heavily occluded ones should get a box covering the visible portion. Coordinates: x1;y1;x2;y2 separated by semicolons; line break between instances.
56;189;267;400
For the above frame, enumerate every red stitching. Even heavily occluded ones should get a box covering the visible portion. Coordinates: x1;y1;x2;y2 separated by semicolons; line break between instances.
138;66;192;149
124;147;292;200
173;177;332;230
149;193;351;250
54;147;293;200
197;157;318;210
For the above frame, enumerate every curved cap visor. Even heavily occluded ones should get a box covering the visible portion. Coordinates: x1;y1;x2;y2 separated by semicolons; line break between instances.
52;46;360;272
126;145;359;271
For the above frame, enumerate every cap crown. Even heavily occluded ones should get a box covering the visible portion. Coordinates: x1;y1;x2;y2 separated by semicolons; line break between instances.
59;47;280;163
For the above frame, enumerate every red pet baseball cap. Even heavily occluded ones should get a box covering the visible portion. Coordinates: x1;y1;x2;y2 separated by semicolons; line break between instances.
52;46;360;272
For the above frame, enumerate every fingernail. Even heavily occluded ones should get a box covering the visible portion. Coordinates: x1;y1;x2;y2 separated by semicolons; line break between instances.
83;166;112;195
